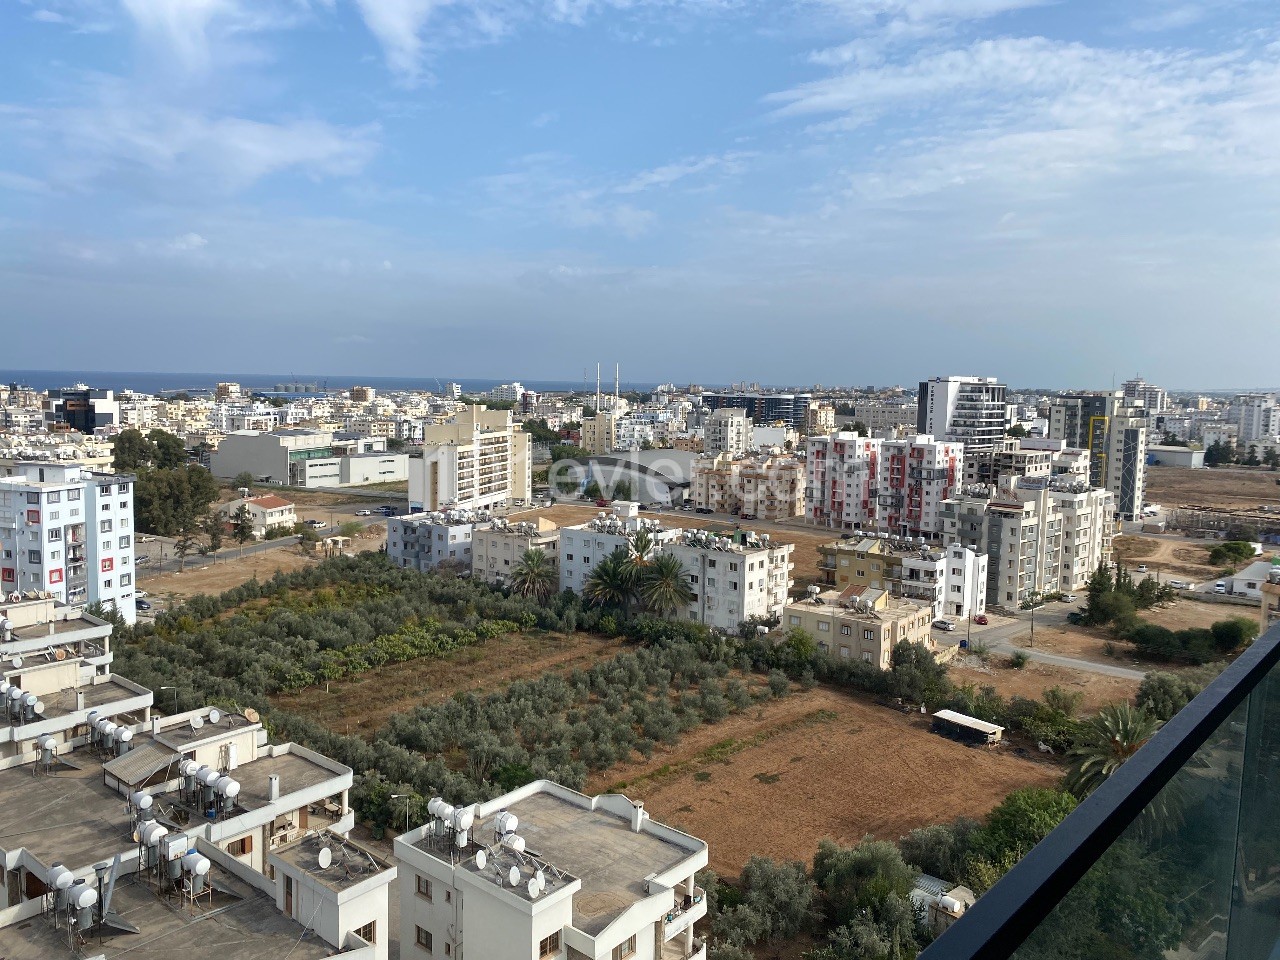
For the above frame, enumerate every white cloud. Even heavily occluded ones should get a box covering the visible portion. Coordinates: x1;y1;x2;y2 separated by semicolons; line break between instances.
615;152;749;193
167;231;208;251
31;9;70;23
353;0;453;85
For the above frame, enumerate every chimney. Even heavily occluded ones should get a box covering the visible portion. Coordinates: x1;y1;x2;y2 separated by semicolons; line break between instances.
75;691;85;711
268;773;280;802
630;800;647;833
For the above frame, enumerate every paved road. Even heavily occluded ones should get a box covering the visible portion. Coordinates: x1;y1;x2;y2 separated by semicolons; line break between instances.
965;606;1148;680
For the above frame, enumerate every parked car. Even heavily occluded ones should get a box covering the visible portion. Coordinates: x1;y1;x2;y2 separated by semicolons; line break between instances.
1136;564;1148;573
972;614;989;625
1167;579;1190;590
135;599;152;611
304;519;327;529
695;507;713;514
595;498;611;508
136;534;156;543
355;509;372;516
1059;593;1078;602
134;590;148;598
1215;580;1227;594
932;619;957;632
1067;611;1085;625
680;503;695;511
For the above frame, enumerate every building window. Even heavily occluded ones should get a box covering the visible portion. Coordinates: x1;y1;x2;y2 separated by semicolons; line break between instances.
119;536;131;549
68;489;80;501
121;573;132;586
817;621;830;632
28;550;41;564
841;625;851;636
541;932;562;958
416;927;432;952
226;835;253;857
863;629;874;640
611;935;636;960
789;615;801;626
354;921;375;943
100;520;113;533
26;492;39;504
48;528;61;542
416;875;433;901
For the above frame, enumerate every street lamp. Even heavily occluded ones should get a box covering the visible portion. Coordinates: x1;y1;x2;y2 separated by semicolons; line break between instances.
390;794;413;835
158;686;179;715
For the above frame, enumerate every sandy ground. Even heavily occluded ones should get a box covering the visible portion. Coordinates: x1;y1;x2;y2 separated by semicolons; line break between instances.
273;631;628;737
1146;466;1280;511
591;685;1059;875
949;658;1140;714
1114;535;1218;580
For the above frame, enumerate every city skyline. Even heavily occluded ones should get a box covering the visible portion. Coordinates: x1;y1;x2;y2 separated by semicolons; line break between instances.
3;1;1278;384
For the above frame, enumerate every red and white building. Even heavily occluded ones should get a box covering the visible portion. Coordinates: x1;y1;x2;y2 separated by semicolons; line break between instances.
806;432;963;539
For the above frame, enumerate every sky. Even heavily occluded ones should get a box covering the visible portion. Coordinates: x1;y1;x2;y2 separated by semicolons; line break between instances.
1;0;1278;389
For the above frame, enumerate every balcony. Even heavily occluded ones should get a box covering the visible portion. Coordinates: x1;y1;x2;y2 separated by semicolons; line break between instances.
662;938;706;960
663;886;707;940
922;621;1280;960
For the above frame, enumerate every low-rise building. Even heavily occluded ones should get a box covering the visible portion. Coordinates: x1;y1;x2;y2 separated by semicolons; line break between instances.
667;528;794;632
217;494;297;539
210;429;404;488
782;586;935;669
471;517;560;586
558;504;679;594
816;538;986;619
387;510;478;572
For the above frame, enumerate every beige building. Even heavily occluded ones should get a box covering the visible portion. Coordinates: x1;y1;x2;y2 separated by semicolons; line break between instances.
690;453;805;520
705;408;751;456
218;493;298;538
471;516;560;586
581;410;619;455
807;403;836;435
783;586;935;669
412;406;532;511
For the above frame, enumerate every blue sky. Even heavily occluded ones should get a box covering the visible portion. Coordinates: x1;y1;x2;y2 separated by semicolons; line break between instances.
2;0;1278;388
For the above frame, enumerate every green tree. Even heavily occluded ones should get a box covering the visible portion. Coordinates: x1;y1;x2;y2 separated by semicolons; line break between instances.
1065;703;1161;798
233;471;256;490
614;479;633;501
173;513;200;573
112;428;157;471
147;429;188;469
969;788;1078;868
583;479;603;501
1006;423;1028;438
736;856;819;941
1136;671;1207;721
812;836;917;930
133;464;220;536
583;547;637;610
899;819;980;882
231;505;255;556
510;548;558;602
638;553;695;617
201;513;224;551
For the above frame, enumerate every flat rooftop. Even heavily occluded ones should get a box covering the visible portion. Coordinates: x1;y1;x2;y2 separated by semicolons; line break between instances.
273;833;392;893
10;616;110;642
0;881;335;960
154;712;257;749
423;792;690;936
236;751;340;810
39;678;141;719
0;753;134;872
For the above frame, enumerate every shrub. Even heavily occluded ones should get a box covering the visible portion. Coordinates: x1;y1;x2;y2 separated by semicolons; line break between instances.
1009;651;1030;669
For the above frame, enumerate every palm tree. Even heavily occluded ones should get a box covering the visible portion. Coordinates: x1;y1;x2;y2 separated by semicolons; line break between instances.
510;548;558;602
629;528;657;568
639;553;695;617
583;547;637;610
1066;703;1162;798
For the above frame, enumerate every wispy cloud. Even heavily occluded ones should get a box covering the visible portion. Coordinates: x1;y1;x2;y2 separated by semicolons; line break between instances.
615;152;750;194
352;0;449;86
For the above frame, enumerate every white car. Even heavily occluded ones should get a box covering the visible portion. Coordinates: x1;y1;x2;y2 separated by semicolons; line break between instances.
1136;564;1148;573
355;509;372;516
932;619;957;632
134;590;148;599
304;519;327;529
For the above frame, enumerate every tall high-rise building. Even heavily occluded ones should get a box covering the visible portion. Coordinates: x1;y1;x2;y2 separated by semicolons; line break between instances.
1048;391;1147;521
701;392;812;430
411;406;531;511
1236;393;1278;443
43;386;119;434
1121;375;1168;414
916;377;1008;451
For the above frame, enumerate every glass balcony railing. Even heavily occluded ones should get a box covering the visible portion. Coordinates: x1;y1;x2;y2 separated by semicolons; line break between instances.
922;620;1280;960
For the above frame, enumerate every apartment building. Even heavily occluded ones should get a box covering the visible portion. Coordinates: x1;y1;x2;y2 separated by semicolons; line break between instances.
217;494;298;539
702;392;812;430
963;439;1053;486
0;595;395;959
805;431;879;530
806;403;836;435
1121;376;1168;414
837;401;917;437
396;780;708;960
689;453;804;520
471;517;560;587
43;386;120;434
1235;394;1279;443
387;511;478;572
916;377;1008;451
558;505;679;594
941;477;1115;608
815;538;986;619
1048;392;1147;520
783;586;934;669
0;463;137;623
703;408;751;457
412;407;532;512
667;528;794;632
581;411;619;455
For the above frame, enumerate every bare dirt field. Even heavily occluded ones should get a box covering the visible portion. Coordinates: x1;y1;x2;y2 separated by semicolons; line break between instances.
1144;598;1244;632
1114;535;1218;580
273;631;627;737
589;685;1060;875
1147;466;1280;511
949;658;1140;714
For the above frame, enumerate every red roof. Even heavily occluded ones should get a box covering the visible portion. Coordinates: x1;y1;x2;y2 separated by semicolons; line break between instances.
249;495;294;510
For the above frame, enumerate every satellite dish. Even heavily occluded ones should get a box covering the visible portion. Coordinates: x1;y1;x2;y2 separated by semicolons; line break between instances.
535;869;546;890
507;866;521;887
10;656;21;668
527;877;540;899
208;709;222;725
34;700;45;715
190;716;204;731
243;708;260;723
475;850;487;870
318;847;333;870
54;649;67;661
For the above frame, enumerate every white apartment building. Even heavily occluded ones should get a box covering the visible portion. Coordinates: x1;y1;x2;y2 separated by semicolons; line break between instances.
668;529;794;631
941;477;1115;608
1048;392;1147;521
396;780;707;960
0;463;137;624
472;517;560;587
689;453;805;520
490;382;527;403
1236;394;1279;443
806;431;879;530
1121;376;1169;414
558;505;680;594
916;377;1008;451
387;511;478;572
412;407;532;512
703;409;751;457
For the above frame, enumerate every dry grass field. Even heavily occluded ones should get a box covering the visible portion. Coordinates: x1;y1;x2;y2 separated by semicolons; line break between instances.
949;658;1140;714
1146;466;1280;511
589;685;1060;875
1114;535;1219;580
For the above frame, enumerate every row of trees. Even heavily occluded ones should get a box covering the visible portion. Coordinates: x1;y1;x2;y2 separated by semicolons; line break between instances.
1205;439;1280;468
113;427;222;539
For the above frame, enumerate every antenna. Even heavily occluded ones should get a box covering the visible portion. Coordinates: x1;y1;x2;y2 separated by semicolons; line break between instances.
527;877;541;898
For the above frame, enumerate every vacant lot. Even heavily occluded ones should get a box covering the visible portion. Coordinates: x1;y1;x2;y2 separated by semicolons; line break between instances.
1147;466;1280;511
273;631;627;736
949;657;1140;714
1114;536;1218;580
590;685;1059;874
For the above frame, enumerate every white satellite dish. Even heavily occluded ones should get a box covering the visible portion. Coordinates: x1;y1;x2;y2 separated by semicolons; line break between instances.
535;869;546;891
527;877;540;899
10;656;21;668
475;850;487;870
507;866;521;887
318;847;333;870
190;716;204;731
208;709;222;724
